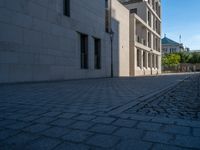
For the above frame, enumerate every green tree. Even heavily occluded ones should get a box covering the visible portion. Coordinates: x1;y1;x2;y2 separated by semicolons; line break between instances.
178;52;191;63
189;52;200;64
162;53;181;67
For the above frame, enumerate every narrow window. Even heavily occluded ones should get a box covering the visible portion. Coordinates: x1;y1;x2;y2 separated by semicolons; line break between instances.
64;0;70;17
148;31;151;47
148;11;151;27
94;38;101;69
137;49;141;68
152;54;155;68
156;55;159;69
148;53;151;68
80;34;88;69
105;0;110;32
143;52;147;68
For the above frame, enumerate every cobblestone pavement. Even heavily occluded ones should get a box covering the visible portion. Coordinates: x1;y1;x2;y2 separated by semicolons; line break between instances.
0;73;200;150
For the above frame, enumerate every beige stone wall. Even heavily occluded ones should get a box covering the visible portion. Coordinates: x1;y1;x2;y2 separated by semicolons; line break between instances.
112;0;130;76
0;0;111;83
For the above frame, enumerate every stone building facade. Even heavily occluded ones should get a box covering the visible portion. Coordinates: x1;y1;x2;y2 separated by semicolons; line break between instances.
0;0;161;83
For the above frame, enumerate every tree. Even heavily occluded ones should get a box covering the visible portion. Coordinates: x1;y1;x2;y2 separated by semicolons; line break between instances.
162;53;181;67
189;52;200;64
178;52;191;63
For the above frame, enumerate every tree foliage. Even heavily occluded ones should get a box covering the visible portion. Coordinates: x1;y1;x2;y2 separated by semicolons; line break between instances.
162;52;200;67
188;52;200;64
162;53;181;67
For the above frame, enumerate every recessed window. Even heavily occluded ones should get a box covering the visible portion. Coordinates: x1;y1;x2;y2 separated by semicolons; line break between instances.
94;38;101;69
105;0;110;32
143;52;147;68
64;0;70;17
137;49;141;68
130;8;137;14
80;33;88;69
148;53;151;68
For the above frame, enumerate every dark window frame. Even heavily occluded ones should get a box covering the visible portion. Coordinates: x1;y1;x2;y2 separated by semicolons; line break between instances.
64;0;70;17
94;38;101;70
80;33;88;69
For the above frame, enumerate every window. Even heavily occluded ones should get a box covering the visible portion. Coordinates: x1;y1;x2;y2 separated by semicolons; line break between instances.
130;8;137;14
137;49;141;68
105;0;110;32
64;0;70;17
94;38;101;69
143;51;147;68
148;31;151;48
152;54;155;68
148;11;151;27
156;55;159;69
80;34;88;69
148;53;151;68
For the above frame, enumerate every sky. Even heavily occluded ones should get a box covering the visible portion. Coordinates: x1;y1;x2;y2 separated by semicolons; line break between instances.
162;0;200;50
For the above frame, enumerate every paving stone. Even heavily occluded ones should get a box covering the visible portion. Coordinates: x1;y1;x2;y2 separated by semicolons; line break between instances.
163;125;191;136
42;111;61;117
34;116;56;124
116;139;152;150
151;117;176;125
62;130;93;142
174;135;200;149
193;128;200;137
58;112;78;119
113;119;137;128
89;124;117;134
143;131;173;145
23;123;51;133
70;121;94;130
2;132;39;146
114;127;144;140
152;144;187;150
50;118;75;127
42;126;70;138
75;115;96;121
176;120;200;128
92;117;116;124
54;142;89;150
25;137;61;150
0;119;18;128
20;115;42;122
86;134;120;148
0;129;19;141
137;122;162;131
6;121;32;130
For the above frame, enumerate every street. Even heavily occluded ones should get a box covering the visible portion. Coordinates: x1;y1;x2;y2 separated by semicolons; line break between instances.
0;73;200;150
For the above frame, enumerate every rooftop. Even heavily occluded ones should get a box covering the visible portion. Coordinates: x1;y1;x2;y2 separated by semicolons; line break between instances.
162;36;180;45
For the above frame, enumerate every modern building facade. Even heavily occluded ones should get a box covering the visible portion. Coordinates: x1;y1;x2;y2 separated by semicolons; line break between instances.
162;36;186;55
0;0;162;83
120;0;162;76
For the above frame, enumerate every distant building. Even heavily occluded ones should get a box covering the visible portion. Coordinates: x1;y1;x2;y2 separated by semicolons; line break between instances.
162;36;185;55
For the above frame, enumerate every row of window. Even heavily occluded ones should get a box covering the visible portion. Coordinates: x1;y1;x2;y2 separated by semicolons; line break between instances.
147;10;161;34
137;49;159;69
80;33;101;70
147;0;161;17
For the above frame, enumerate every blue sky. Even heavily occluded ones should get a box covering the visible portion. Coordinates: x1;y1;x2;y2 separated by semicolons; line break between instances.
162;0;200;50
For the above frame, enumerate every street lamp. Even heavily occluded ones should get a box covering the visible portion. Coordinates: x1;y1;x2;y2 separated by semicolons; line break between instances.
110;29;114;78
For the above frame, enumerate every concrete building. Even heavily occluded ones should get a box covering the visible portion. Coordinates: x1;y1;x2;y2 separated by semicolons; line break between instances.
120;0;162;76
0;0;162;83
162;36;185;54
